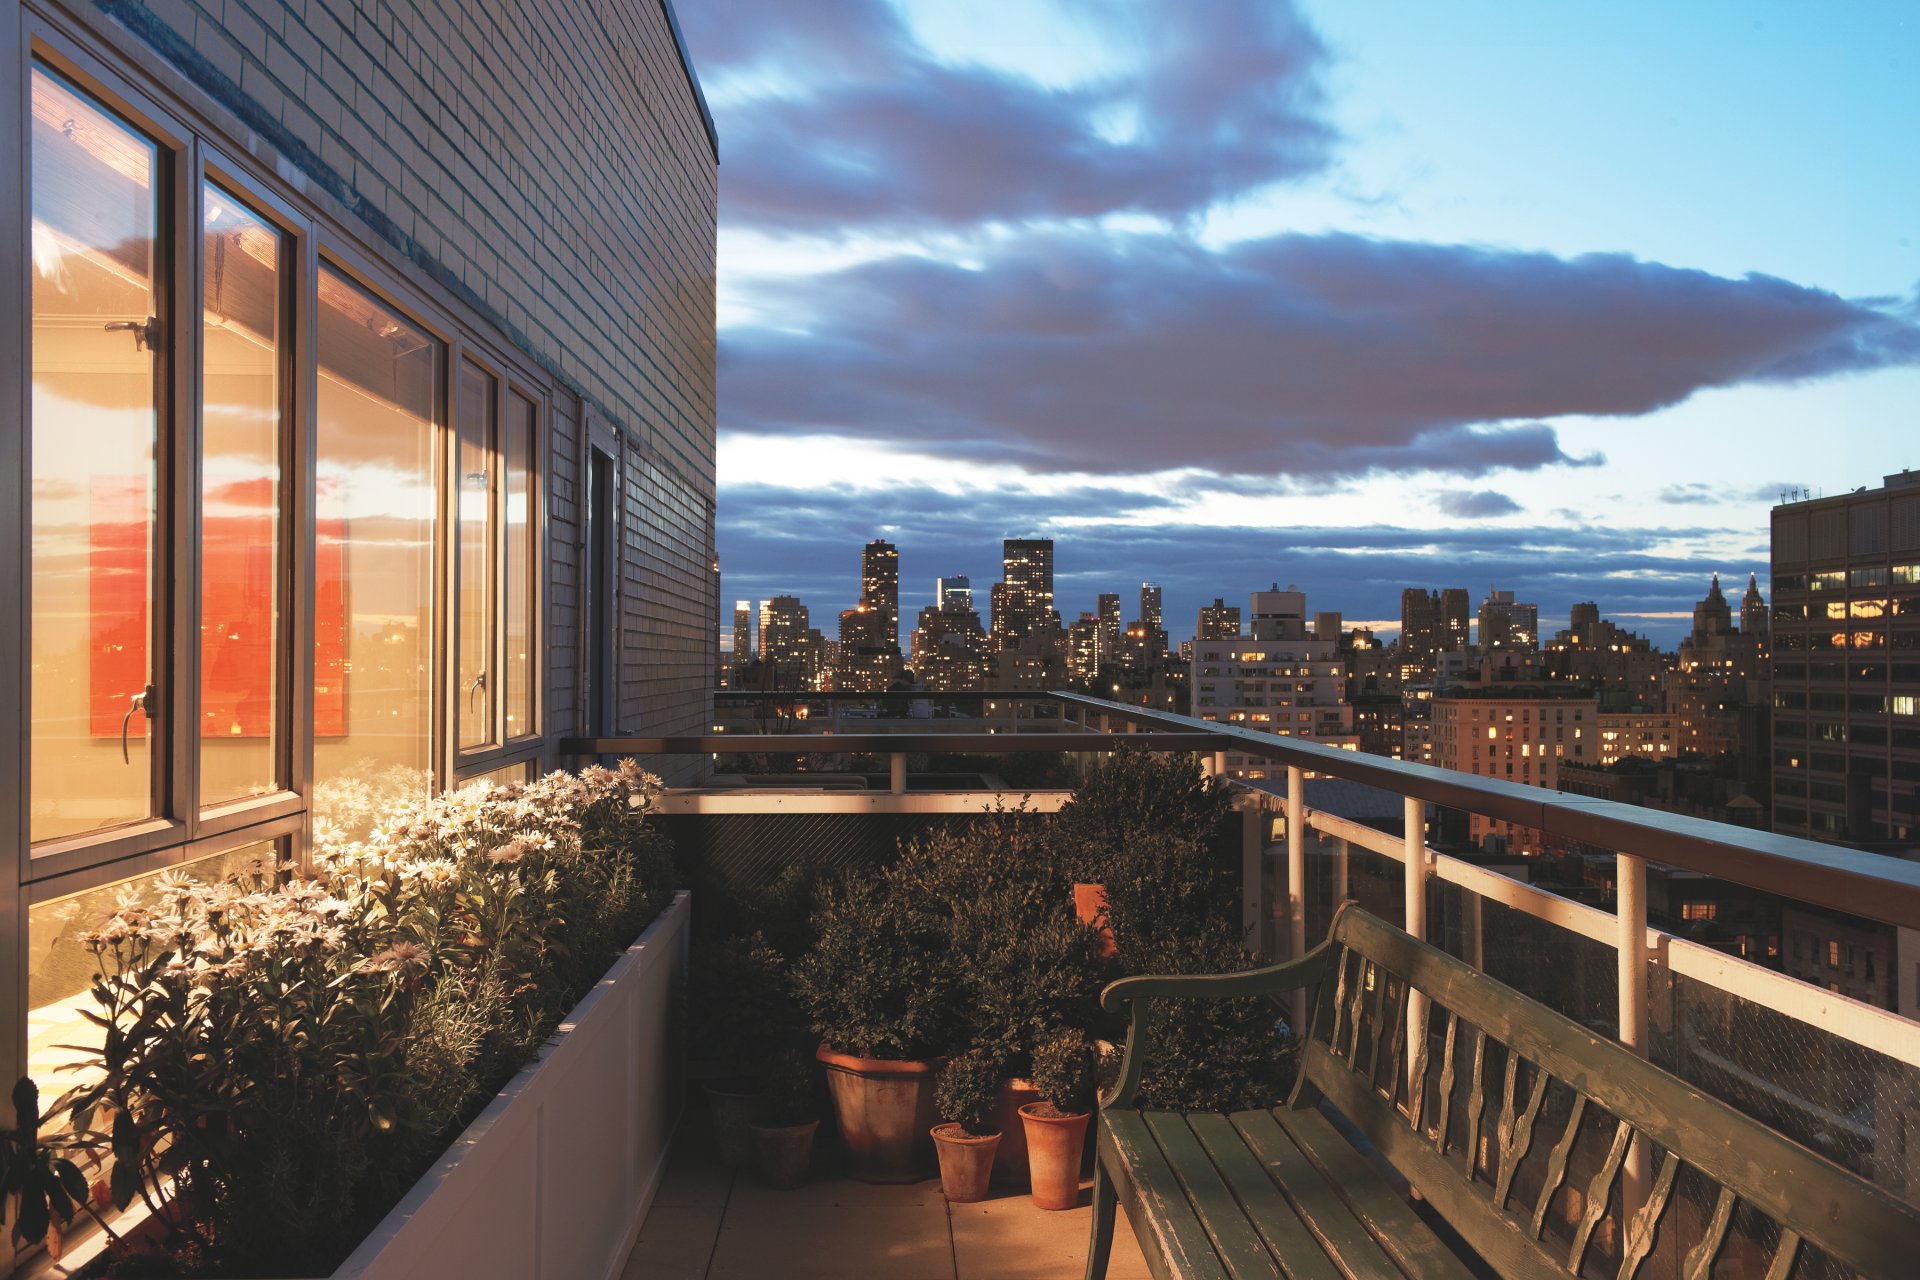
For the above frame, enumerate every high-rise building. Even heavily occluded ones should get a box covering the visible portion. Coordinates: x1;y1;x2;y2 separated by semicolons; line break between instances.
1139;582;1164;635
937;575;973;611
993;539;1055;650
1670;573;1769;765
1433;684;1598;853
1478;587;1540;652
1067;613;1102;684
731;601;753;668
1399;587;1470;681
759;596;819;688
861;540;900;652
1315;611;1343;644
1196;598;1240;641
1770;471;1920;846
1096;593;1123;668
1192;587;1356;777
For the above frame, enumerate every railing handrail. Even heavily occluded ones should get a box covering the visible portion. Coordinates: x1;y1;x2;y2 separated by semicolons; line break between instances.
1051;691;1920;932
558;731;1221;755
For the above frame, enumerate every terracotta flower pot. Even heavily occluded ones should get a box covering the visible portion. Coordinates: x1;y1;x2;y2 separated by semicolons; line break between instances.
816;1043;943;1183
1073;882;1117;957
1020;1103;1092;1210
989;1076;1041;1184
750;1119;819;1189
931;1123;1002;1203
705;1081;760;1171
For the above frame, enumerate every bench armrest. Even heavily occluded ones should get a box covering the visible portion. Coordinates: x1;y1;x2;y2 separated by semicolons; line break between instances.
1098;938;1336;1110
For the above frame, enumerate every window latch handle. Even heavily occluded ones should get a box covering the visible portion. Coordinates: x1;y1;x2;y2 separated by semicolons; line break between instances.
104;317;160;352
121;684;154;764
468;671;487;713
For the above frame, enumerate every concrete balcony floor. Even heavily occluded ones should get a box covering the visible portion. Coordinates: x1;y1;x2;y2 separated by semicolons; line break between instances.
623;1120;1155;1280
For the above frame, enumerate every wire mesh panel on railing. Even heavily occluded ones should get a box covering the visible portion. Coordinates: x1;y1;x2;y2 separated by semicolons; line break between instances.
1654;967;1920;1214
1430;881;1620;1039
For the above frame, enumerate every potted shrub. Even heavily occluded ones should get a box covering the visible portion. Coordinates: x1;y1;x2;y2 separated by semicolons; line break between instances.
749;1047;820;1189
1021;1030;1097;1210
930;1050;1002;1203
692;932;791;1170
794;875;956;1183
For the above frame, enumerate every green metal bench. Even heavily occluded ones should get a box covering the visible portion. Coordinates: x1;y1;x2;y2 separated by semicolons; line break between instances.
1086;902;1920;1280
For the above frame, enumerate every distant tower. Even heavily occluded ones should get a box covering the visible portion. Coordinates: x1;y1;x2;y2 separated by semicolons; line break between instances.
731;601;753;667
1741;572;1768;640
861;540;900;652
1197;598;1240;641
1692;573;1733;640
994;539;1054;648
1478;586;1539;651
1096;593;1122;666
937;574;972;611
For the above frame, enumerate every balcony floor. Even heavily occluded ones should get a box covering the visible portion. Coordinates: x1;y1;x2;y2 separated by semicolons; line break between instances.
623;1119;1155;1279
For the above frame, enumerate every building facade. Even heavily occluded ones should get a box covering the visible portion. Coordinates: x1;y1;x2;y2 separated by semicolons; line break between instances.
1770;472;1920;846
1432;685;1597;852
1;0;718;1204
1191;588;1356;778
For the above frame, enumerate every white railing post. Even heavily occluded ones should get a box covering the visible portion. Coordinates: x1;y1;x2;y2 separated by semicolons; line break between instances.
1286;767;1308;1024
1213;749;1228;779
1617;851;1649;1211
1241;799;1269;956
1404;795;1429;1099
1333;835;1349;906
889;752;906;795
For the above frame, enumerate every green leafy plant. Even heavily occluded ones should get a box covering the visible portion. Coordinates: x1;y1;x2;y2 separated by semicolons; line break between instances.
691;932;796;1074
1048;747;1233;885
51;761;676;1276
936;1050;1003;1137
1030;1030;1097;1117
793;875;956;1060
0;1077;117;1256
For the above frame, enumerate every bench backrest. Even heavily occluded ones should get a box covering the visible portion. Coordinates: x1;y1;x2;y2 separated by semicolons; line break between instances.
1294;905;1919;1280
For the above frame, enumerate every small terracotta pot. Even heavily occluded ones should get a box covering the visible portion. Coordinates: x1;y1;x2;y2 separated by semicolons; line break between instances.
750;1119;819;1189
1073;883;1117;957
989;1077;1041;1184
816;1043;944;1182
705;1082;760;1171
931;1123;1002;1202
1020;1103;1092;1210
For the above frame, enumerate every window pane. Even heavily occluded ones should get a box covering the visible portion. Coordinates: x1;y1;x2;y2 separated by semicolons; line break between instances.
505;393;535;739
29;67;162;843
456;362;496;750
28;840;277;1119
200;187;283;806
314;269;437;838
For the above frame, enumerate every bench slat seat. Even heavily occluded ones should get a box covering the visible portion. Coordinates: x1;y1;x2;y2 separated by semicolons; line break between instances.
1086;903;1920;1280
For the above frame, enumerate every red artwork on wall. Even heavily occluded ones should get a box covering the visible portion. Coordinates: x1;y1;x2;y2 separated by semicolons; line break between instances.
90;476;345;737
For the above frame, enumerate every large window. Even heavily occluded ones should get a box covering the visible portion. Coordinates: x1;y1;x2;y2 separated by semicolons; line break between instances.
313;268;439;838
200;186;286;808
28;65;163;844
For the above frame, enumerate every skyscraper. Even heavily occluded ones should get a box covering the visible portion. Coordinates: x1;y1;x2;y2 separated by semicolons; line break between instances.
937;574;973;611
993;539;1055;649
861;539;900;652
759;596;819;687
1096;592;1122;668
731;601;753;668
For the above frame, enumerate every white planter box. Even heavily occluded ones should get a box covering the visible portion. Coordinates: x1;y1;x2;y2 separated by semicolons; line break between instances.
331;890;691;1280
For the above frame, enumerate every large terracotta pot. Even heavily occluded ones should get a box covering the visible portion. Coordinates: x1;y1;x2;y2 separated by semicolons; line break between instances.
989;1077;1041;1184
1020;1103;1092;1210
705;1081;760;1171
750;1119;819;1189
931;1124;1002;1203
1073;883;1117;957
816;1043;943;1182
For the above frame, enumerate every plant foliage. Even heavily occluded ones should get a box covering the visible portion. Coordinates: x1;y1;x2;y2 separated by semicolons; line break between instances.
1030;1030;1098;1116
935;1050;1002;1137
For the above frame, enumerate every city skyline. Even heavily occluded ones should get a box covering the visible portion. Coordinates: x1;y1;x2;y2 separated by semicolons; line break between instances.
681;2;1917;646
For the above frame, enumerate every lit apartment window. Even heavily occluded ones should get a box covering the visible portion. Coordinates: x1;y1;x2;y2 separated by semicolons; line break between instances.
1680;902;1717;922
1829;940;1841;969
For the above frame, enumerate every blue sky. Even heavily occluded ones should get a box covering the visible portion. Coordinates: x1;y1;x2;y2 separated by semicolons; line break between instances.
680;0;1919;646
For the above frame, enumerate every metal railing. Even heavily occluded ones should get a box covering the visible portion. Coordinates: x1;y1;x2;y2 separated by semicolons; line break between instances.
568;691;1920;1204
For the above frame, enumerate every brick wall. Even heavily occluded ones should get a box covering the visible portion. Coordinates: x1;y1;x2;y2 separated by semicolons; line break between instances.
79;0;720;751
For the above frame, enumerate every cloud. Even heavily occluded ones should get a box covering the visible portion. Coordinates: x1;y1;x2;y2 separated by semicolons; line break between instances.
720;229;1920;476
678;0;1333;233
1435;489;1522;518
1659;482;1718;505
716;479;1750;645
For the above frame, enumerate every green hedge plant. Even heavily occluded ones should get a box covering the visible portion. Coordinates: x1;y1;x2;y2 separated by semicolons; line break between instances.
935;1050;1003;1137
1030;1030;1097;1118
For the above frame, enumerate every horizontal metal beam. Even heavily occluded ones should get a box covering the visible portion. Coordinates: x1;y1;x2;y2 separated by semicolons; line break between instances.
558;731;1223;756
1051;692;1920;932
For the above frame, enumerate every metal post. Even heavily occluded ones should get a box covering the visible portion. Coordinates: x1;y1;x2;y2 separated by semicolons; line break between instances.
889;751;906;795
1404;795;1429;1099
1213;749;1228;780
1333;836;1349;906
1617;851;1649;1212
